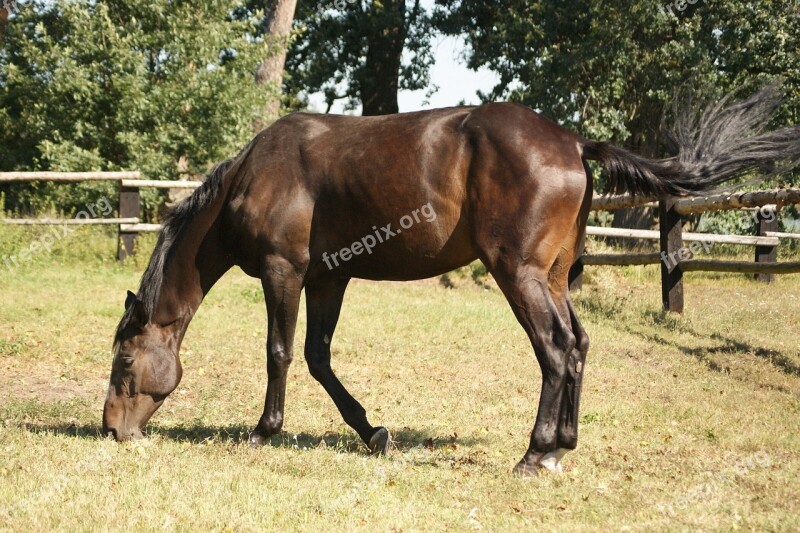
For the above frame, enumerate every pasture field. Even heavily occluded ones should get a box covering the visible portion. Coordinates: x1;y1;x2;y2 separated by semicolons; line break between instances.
0;227;799;532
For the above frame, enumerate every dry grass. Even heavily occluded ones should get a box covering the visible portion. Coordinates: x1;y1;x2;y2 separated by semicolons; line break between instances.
0;227;798;531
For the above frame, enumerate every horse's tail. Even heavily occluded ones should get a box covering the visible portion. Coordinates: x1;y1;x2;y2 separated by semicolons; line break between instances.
581;83;800;197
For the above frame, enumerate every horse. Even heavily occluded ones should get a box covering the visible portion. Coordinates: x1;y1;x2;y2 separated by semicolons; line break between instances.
103;84;799;475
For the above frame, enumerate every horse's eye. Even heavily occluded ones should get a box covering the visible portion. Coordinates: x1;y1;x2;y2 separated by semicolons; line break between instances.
121;355;135;366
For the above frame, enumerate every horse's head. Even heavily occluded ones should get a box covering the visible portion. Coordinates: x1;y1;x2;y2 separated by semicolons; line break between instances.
102;291;182;441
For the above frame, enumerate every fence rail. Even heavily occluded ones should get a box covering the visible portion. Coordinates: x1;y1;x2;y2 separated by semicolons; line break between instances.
585;226;781;246
2;172;800;312
0;171;141;182
589;188;800;214
0;171;186;260
3;217;140;225
120;179;201;189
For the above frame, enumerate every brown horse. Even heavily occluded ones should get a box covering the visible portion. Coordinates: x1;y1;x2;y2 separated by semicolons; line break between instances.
103;85;799;475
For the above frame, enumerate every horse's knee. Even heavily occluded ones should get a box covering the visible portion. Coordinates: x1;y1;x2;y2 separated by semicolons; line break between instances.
567;299;589;358
306;362;326;382
268;346;293;371
304;351;329;382
567;333;589;373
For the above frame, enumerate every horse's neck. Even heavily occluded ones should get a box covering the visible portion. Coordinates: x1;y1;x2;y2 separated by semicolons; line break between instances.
151;200;232;344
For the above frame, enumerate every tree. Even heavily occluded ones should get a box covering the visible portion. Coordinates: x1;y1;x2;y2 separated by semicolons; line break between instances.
436;0;799;173
284;0;435;115
435;0;800;235
254;0;298;128
0;0;269;215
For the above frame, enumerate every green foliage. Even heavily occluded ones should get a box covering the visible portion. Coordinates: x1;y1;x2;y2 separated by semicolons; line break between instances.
695;208;758;236
0;0;271;216
284;0;435;113
435;1;800;179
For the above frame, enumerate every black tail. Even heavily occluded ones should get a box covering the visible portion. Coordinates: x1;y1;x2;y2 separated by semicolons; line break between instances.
582;83;800;196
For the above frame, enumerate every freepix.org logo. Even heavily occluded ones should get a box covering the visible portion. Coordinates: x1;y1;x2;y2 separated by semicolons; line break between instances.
321;202;438;271
2;0;15;14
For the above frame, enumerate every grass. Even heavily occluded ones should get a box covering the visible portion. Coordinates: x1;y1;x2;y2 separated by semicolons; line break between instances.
0;226;799;531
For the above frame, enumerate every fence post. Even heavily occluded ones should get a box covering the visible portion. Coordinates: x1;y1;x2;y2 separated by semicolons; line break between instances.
754;205;779;283
659;196;684;313
117;185;139;261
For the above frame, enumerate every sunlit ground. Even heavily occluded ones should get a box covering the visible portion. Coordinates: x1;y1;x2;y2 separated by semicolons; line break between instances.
1;227;798;531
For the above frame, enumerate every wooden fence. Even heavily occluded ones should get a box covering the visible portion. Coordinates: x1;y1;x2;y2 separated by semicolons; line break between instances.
570;188;800;312
0;171;200;260
2;172;800;313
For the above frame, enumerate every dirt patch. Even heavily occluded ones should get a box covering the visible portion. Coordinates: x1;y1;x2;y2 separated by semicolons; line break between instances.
0;359;101;403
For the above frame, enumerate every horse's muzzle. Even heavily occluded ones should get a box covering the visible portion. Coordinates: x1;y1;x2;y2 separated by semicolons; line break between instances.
102;423;143;442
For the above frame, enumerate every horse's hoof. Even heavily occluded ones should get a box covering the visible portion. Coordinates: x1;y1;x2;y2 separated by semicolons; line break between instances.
512;459;541;478
368;427;391;455
248;431;267;448
513;448;568;476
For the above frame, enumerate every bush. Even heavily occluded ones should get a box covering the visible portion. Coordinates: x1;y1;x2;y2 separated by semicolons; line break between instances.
0;0;271;216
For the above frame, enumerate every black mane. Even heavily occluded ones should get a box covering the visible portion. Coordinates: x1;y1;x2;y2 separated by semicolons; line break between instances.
113;158;234;344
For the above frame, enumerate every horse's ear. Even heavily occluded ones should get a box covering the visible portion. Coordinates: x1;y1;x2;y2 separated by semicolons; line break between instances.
125;291;148;327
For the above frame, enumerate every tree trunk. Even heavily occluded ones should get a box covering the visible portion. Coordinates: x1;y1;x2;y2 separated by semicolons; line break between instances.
361;0;405;116
0;4;9;44
254;0;298;130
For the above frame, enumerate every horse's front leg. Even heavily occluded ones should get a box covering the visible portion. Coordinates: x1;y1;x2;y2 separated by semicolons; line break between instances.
248;258;304;447
304;279;390;454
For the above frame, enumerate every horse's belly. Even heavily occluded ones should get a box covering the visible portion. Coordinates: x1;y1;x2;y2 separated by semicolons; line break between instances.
310;211;477;282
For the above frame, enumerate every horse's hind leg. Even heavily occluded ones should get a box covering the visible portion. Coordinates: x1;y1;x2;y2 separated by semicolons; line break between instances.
488;259;577;476
304;279;389;454
249;258;303;447
535;296;590;473
557;299;589;452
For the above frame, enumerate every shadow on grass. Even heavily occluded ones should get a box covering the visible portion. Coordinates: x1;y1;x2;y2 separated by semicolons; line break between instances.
21;422;485;452
700;333;800;378
23;421;102;439
623;311;800;379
